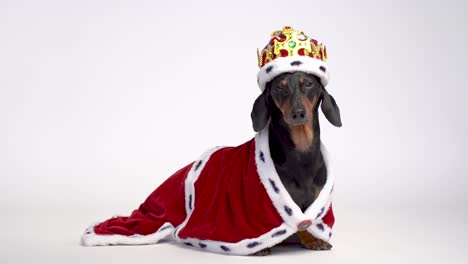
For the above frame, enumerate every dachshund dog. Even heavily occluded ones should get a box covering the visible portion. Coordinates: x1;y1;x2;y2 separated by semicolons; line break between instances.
81;70;341;256
250;71;341;255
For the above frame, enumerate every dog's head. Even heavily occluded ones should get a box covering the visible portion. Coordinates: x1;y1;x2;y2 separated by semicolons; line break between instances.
251;71;341;132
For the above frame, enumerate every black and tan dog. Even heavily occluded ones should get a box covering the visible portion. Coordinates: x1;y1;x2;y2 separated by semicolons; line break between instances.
81;69;342;256
251;71;341;255
82;26;340;255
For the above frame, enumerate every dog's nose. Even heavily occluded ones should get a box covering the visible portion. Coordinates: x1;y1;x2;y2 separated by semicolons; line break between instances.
291;109;306;121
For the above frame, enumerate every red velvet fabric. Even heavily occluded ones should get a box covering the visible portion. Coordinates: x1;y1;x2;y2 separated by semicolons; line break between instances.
322;204;335;229
94;163;192;236
94;139;284;241
177;139;283;242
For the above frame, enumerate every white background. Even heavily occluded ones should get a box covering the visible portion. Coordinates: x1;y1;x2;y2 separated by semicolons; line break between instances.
1;0;467;263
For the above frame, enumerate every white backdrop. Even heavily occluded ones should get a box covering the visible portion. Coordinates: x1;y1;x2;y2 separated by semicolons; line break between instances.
1;0;467;263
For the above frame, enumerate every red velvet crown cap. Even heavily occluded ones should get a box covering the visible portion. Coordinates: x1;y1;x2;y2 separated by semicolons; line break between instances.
257;26;330;91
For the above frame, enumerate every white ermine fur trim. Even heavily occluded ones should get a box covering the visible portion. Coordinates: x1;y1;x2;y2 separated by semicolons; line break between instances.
254;126;334;242
257;56;330;91
176;224;295;255
81;222;174;246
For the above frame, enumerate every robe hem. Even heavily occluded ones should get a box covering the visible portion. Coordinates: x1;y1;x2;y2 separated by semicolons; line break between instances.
81;222;174;246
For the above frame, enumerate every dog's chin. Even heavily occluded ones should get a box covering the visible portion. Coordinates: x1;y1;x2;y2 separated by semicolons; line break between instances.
284;118;309;127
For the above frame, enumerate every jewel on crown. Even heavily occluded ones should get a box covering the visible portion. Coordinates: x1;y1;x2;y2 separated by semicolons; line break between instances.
257;26;327;68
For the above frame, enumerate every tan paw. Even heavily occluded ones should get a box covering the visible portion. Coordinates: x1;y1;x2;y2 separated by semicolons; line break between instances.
297;230;333;251
301;239;333;250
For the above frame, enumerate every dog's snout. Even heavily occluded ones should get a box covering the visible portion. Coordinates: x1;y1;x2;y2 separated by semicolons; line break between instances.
286;108;307;125
292;109;305;121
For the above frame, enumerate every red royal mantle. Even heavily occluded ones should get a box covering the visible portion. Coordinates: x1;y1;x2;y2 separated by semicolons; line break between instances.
81;128;335;255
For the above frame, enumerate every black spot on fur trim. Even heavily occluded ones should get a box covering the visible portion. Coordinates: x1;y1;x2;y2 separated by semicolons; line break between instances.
290;60;303;66
259;151;265;162
266;66;274;73
199;242;207;248
269;178;280;193
188;195;192;210
284;205;293;216
158;225;171;232
319;66;326;72
194;160;202;171
85;231;91;234
271;229;287;237
316;223;325;231
329;232;332;238
220;245;230;251
247;242;261;248
316;207;325;219
184;242;193;247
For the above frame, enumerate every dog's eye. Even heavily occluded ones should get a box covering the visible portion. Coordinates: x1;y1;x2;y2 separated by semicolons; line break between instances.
274;85;288;95
304;81;314;89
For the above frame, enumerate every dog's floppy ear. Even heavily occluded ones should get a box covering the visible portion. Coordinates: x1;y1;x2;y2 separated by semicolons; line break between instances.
251;90;270;132
321;89;342;127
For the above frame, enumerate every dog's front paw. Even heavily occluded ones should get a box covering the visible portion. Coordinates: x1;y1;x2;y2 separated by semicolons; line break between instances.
297;230;333;251
251;247;271;256
301;239;332;250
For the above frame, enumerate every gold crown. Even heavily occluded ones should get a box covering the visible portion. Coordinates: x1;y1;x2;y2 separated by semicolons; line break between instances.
257;26;327;68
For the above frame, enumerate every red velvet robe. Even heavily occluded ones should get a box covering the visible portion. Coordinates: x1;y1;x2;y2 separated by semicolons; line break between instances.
81;128;335;255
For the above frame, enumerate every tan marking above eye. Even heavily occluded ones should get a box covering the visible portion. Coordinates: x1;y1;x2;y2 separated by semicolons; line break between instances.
280;79;288;86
